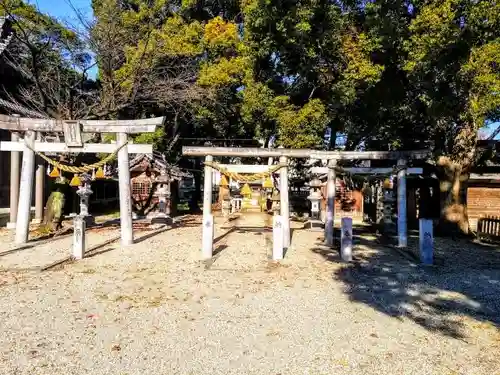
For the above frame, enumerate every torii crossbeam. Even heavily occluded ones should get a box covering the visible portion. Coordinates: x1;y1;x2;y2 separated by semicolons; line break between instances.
0;114;164;245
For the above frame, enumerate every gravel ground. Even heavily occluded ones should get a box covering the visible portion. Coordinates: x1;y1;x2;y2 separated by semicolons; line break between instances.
0;227;121;270
0;213;499;375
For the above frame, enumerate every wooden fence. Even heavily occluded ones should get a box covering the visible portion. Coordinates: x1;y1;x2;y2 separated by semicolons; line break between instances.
477;215;500;243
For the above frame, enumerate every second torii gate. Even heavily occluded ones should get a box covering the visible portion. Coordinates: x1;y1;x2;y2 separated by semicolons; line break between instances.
183;146;429;260
0;114;163;245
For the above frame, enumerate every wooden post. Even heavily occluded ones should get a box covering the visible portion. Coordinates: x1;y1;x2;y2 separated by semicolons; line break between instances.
7;132;20;229
279;156;290;248
15;131;36;244
117;132;133;246
202;155;214;259
341;217;353;262
397;159;407;247
34;158;45;224
73;215;85;260
325;159;337;246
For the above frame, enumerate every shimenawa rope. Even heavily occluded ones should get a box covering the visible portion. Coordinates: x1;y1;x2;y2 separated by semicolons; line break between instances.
24;141;127;174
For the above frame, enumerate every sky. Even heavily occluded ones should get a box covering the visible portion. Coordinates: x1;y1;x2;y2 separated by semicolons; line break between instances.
29;0;92;20
29;0;97;76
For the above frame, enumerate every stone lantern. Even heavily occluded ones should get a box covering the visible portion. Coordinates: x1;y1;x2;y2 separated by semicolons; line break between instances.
151;172;173;225
221;192;231;217
306;176;323;230
76;173;95;226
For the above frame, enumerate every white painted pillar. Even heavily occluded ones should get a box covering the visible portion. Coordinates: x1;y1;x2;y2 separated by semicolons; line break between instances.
279;156;290;248
8;132;20;229
202;155;214;259
397;159;407;247
419;218;433;265
272;215;284;260
341;217;353;262
117;132;134;246
325;159;336;246
34;159;45;224
73;215;85;260
15;131;36;244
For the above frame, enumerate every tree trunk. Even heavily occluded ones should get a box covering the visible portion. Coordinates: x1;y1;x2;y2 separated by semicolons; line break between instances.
437;157;471;236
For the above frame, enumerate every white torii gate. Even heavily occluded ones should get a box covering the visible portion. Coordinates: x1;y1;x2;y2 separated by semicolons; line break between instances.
310;165;424;248
182;146;429;260
0;114;163;245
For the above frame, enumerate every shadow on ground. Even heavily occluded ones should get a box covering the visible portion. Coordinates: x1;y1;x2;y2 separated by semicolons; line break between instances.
311;225;500;339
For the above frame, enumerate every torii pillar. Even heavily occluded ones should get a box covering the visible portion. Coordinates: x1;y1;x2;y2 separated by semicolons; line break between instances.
33;155;45;224
397;159;407;247
279;156;290;248
325;159;336;246
7;132;20;229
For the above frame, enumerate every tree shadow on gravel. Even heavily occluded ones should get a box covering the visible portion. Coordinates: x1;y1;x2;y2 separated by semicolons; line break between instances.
312;225;500;339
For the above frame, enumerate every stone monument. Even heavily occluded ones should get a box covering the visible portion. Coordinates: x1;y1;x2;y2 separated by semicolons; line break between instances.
341;217;353;262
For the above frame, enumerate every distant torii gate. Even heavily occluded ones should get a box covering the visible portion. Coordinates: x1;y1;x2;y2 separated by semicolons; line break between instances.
182;146;429;260
0;114;163;245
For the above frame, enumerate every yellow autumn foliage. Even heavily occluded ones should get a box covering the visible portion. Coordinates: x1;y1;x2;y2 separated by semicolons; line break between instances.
204;16;239;49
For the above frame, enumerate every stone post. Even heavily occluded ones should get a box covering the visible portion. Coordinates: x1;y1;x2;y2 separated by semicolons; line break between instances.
202;155;214;259
419;218;433;265
341;217;353;262
279;156;290;248
15;131;36;244
272;215;284;260
34;158;45;224
7;132;20;229
117;132;133;246
73;215;85;260
325;159;337;246
397;159;407;247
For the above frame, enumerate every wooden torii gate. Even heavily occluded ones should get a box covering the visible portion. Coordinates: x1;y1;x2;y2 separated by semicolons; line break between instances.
182;146;429;260
0;114;163;245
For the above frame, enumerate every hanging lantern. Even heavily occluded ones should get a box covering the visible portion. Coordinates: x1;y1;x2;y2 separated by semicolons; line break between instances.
91;168;96;180
69;174;81;187
49;166;60;178
240;183;252;196
46;165;52;176
262;176;274;189
95;166;105;179
219;174;229;187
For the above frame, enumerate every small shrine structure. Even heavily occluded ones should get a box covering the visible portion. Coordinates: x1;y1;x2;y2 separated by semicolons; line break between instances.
129;152;192;218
